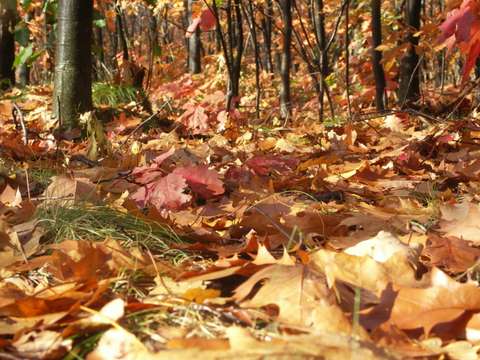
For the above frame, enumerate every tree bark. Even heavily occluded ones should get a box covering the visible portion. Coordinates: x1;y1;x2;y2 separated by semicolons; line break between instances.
371;0;386;111
0;0;16;89
187;0;201;74
261;0;273;73
398;0;421;106
54;0;93;129
279;0;292;120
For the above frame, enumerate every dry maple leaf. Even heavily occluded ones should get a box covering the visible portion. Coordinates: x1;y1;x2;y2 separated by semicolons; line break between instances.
439;201;480;244
371;268;480;337
232;264;354;334
422;233;480;273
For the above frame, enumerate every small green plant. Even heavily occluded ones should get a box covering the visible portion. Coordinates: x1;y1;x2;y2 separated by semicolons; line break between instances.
36;203;188;262
323;116;346;128
92;82;137;107
64;332;104;360
30;168;57;189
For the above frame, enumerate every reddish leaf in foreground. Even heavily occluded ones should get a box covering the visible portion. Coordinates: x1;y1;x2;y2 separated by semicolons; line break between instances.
131;173;191;211
173;165;224;199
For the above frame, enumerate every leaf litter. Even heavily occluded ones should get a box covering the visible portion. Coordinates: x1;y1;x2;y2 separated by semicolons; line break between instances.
3;86;480;359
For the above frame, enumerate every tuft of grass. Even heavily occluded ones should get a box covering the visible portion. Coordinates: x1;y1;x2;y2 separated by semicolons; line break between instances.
36;203;189;262
29;168;57;189
64;331;104;360
92;82;137;107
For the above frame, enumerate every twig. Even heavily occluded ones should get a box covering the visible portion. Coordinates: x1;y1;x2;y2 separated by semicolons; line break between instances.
12;103;28;145
120;99;172;148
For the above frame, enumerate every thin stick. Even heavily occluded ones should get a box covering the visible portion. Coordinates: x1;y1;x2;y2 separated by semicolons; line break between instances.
120;100;172;148
12;103;28;145
345;0;352;120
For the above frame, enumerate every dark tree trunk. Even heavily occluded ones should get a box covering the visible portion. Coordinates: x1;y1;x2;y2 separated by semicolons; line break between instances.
187;0;201;74
246;0;261;117
312;0;328;119
261;0;273;73
0;0;16;89
371;0;386;111
94;24;104;81
227;0;244;110
398;0;422;106
279;0;292;119
54;0;93;129
18;9;31;87
115;2;129;61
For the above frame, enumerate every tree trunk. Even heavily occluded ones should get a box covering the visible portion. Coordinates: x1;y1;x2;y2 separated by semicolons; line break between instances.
261;0;273;73
312;0;328;119
187;0;201;74
279;0;292;120
398;0;421;106
0;0;16;89
54;0;93;129
371;0;386;111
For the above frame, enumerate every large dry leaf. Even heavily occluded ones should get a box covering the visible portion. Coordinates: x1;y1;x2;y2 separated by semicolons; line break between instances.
344;231;416;264
310;249;420;296
43;176;100;205
88;327;399;360
373;268;480;336
439;201;480;244
422;233;480;273
11;330;72;359
232;264;354;334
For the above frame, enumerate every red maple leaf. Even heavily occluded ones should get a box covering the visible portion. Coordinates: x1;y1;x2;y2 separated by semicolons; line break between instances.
186;9;216;38
173;165;224;199
438;0;480;80
131;173;191;211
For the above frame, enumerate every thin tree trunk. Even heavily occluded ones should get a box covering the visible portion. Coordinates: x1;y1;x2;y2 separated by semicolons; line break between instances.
345;0;352;119
0;0;16;89
313;0;328;120
398;0;422;106
246;0;261;117
115;1;129;61
18;8;31;87
279;0;292;120
54;0;93;129
371;0;386;111
187;0;201;73
261;0;273;73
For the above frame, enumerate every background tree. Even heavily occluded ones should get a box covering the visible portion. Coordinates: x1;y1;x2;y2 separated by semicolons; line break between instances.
54;0;93;129
279;0;292;120
187;0;201;74
398;0;422;106
371;0;385;111
0;0;16;89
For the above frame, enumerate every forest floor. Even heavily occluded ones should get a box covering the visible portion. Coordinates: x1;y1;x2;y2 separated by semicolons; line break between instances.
1;70;480;359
